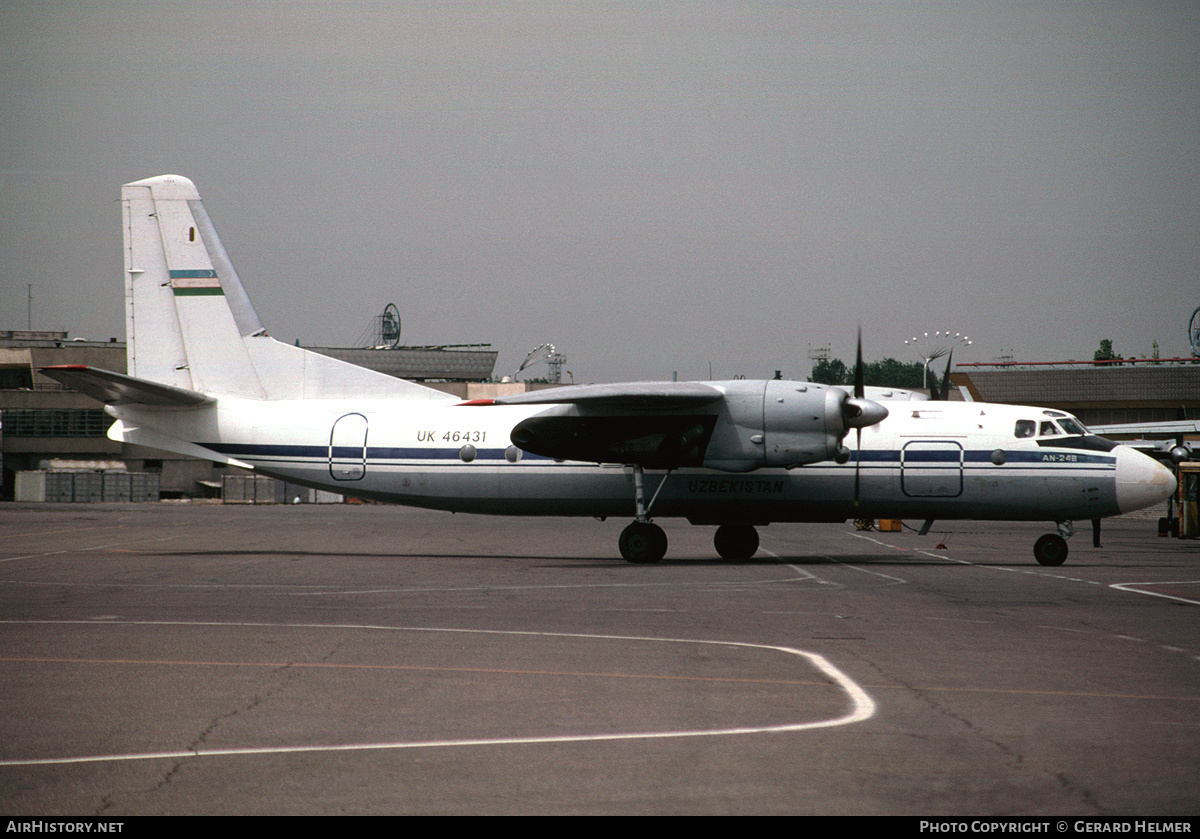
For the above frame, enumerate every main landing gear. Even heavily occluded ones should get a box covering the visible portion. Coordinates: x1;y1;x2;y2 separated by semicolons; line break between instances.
619;520;668;564
619;465;671;564
618;520;763;563
713;523;759;561
617;465;764;563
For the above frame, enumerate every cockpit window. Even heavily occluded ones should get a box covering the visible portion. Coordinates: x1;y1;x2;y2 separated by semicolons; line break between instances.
1058;418;1087;436
1039;421;1061;436
1015;420;1036;438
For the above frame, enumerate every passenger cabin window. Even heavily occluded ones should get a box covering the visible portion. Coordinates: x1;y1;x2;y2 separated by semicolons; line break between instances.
1015;420;1036;438
1039;421;1061;436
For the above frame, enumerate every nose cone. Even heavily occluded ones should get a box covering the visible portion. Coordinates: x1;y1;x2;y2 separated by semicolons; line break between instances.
1115;445;1177;514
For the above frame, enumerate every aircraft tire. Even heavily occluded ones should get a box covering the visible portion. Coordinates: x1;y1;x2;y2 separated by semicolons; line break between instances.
1033;533;1068;567
714;524;759;561
620;522;667;564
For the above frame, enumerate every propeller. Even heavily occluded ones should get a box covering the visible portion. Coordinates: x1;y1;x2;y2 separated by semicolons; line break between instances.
854;328;865;503
842;328;889;428
841;327;889;503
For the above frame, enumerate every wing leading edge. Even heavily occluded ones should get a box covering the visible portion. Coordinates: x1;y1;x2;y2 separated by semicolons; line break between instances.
458;381;725;408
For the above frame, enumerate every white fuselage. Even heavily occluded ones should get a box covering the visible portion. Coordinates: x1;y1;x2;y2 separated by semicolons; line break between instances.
110;395;1168;525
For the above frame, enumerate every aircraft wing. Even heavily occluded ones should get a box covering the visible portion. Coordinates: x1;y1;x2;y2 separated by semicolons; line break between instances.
460;382;727;468
1091;418;1198;465
459;381;725;408
1090;419;1200;436
39;365;214;407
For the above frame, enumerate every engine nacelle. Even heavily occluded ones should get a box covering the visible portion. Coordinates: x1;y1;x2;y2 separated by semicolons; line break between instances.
761;381;850;467
700;380;887;472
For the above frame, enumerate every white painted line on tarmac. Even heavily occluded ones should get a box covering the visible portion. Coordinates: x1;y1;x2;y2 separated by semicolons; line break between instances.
1109;581;1200;607
757;549;837;584
0;621;877;768
0;533;187;564
782;535;910;584
1;571;830;596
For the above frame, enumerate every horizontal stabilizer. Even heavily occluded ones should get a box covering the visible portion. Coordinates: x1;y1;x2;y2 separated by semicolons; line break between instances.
460;382;724;409
107;418;251;469
39;365;214;407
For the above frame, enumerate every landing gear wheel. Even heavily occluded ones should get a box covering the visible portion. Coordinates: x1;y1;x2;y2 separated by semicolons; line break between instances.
714;524;759;561
620;522;668;564
1033;533;1068;567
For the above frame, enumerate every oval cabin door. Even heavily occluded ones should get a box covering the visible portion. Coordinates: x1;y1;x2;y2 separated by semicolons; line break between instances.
329;413;368;481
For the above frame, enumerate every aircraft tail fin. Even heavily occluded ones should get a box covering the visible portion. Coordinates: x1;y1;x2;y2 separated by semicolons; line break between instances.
121;175;446;401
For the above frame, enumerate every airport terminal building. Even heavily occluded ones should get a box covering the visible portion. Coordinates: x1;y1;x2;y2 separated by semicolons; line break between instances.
950;360;1200;429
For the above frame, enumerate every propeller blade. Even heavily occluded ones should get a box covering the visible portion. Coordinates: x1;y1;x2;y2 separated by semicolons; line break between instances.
854;426;862;504
843;325;884;504
841;324;888;429
854;325;865;400
935;350;953;400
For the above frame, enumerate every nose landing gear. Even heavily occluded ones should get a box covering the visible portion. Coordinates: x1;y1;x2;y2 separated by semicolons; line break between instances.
1033;534;1068;566
1033;521;1072;566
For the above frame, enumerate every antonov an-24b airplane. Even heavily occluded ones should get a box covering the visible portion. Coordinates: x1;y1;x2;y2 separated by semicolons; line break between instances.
42;175;1177;567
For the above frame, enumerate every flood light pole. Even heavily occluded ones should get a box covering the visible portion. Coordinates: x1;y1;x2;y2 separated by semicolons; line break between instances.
904;331;972;390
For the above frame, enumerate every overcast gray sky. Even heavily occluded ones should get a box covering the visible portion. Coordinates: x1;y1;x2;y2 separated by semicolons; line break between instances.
2;2;1198;382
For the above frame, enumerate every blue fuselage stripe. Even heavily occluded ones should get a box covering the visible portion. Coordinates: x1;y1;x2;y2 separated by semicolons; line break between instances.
202;442;1114;469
